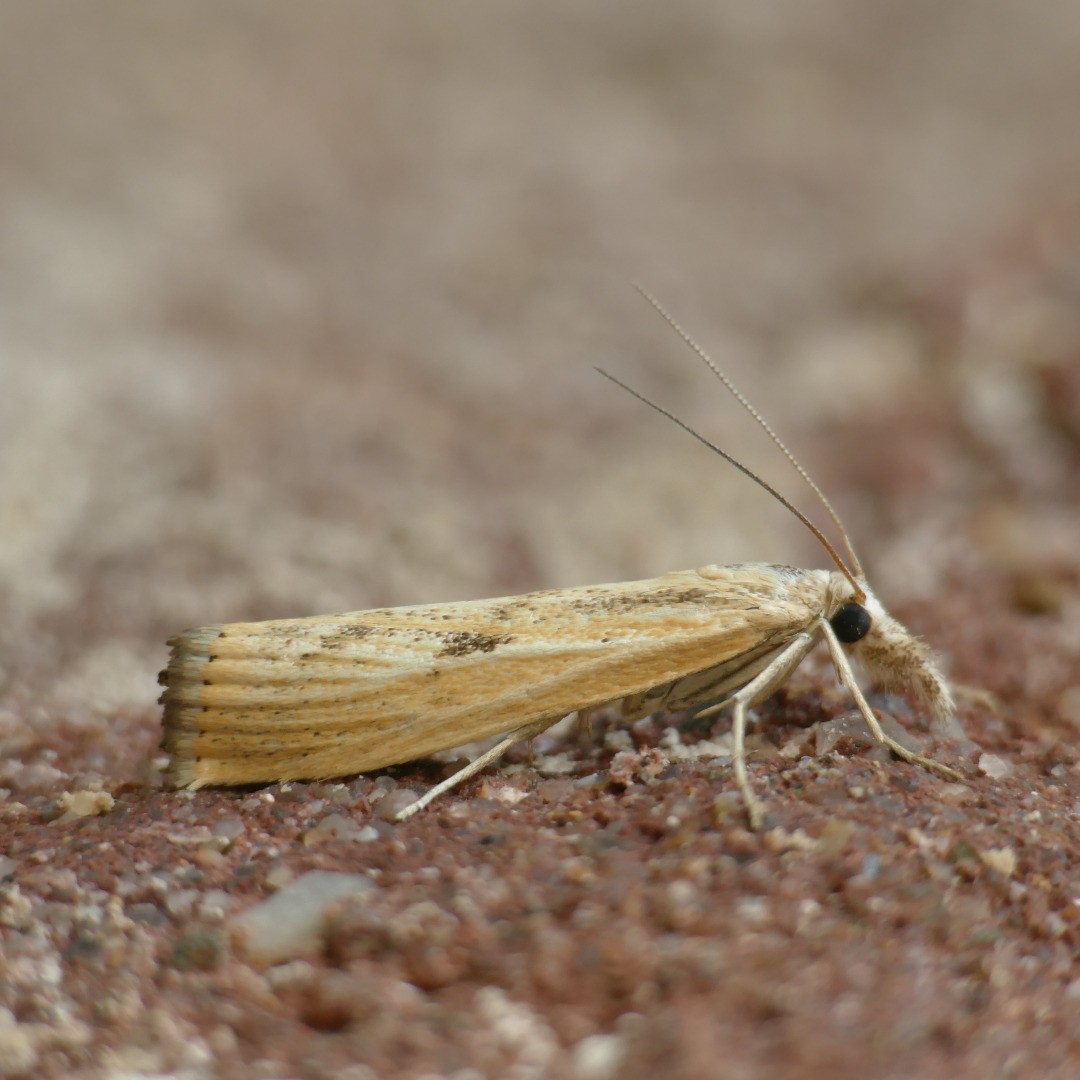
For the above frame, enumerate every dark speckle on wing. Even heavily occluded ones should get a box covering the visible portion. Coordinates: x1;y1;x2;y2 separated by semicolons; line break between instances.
568;587;715;616
436;630;514;658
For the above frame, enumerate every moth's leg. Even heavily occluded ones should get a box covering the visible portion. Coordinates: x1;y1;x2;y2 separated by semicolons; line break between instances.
618;686;670;723
819;619;962;782
952;683;999;713
935;683;988;744
726;631;818;830
394;716;559;821
577;707;595;739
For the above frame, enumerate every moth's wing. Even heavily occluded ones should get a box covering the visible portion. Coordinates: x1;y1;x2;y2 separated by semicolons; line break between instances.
612;564;832;719
160;565;826;787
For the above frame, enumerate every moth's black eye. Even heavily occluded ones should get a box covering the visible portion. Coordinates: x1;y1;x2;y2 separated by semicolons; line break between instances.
830;602;871;643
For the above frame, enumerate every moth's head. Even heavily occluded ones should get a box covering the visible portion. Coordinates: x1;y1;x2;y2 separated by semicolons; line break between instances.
825;574;955;725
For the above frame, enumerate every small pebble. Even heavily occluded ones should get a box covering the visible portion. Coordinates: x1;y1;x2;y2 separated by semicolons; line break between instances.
978;753;1012;779
229;871;376;966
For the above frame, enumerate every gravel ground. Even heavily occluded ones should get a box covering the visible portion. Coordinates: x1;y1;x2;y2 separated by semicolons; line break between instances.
2;5;1080;1078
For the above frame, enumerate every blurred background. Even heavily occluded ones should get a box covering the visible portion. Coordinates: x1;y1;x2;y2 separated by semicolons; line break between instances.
1;2;1078;742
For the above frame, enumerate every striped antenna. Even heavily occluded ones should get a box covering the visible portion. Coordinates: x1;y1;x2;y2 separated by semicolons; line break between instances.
633;285;864;578
596;368;864;599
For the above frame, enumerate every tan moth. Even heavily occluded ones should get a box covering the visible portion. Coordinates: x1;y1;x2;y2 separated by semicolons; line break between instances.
159;293;962;828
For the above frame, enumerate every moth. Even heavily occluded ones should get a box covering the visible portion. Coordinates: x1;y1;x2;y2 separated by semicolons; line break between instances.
159;293;962;828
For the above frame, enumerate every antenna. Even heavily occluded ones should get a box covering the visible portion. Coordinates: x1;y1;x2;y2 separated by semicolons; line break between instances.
595;368;864;598
632;285;864;578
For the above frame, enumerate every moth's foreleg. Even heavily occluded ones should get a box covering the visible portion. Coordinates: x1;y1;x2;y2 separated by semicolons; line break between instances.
726;631;818;829
819;619;962;783
393;716;560;821
577;706;595;739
